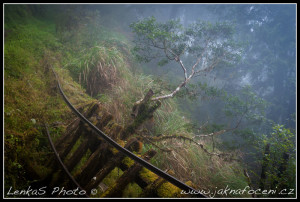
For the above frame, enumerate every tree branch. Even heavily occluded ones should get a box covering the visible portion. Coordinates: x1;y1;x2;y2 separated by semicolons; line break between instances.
142;134;232;158
141;135;172;153
178;59;188;81
163;40;176;61
193;129;227;138
151;80;187;101
191;38;211;73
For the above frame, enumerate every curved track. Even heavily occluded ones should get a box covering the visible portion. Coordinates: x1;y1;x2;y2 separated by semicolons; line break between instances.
49;68;206;198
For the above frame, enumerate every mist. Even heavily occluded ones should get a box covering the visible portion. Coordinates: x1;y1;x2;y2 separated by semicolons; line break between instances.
87;4;296;124
100;3;296;148
4;3;296;198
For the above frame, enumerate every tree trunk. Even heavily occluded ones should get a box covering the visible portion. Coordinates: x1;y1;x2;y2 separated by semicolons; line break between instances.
259;143;270;191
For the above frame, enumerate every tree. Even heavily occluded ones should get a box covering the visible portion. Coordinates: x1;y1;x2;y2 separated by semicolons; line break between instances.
210;4;296;128
258;124;296;197
130;16;243;103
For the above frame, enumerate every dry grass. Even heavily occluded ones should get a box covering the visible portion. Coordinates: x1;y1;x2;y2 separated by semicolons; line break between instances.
148;137;249;197
62;37;250;198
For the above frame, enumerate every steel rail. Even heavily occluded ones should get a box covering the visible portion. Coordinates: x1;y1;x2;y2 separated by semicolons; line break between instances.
44;123;89;198
51;68;206;198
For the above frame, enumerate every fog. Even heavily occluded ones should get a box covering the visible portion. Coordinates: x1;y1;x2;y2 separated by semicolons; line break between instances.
83;4;296;150
89;4;296;127
96;4;297;180
4;3;296;198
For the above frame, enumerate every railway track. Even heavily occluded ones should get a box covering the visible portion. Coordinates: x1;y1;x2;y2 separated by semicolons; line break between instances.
45;68;207;198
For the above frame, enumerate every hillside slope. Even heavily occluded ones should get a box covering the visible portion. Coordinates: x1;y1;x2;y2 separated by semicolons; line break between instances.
4;5;248;198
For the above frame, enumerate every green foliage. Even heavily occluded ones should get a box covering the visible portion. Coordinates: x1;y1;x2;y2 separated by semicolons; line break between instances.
65;44;125;87
129;16;245;107
4;21;60;78
4;5;91;194
223;85;268;122
6;5;287;199
55;7;133;97
157;58;169;67
130;16;242;67
177;82;225;101
269;125;294;154
202;123;226;134
259;125;296;197
4;5;33;30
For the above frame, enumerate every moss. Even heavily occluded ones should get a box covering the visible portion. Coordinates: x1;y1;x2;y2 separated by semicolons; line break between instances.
122;156;135;168
72;149;92;176
110;148;119;155
123;183;143;197
139;167;159;184
90;116;98;126
105;122;120;139
156;182;181;198
4;5;251;198
110;139;125;155
100;182;120;198
103;167;123;186
185;180;195;188
100;167;124;197
65;136;83;161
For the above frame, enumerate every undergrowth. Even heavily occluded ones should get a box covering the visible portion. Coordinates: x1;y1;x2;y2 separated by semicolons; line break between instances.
65;37;249;197
4;5;248;198
4;5;94;194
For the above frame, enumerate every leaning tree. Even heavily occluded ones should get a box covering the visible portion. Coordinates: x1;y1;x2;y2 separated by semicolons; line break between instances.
130;16;243;104
127;16;251;160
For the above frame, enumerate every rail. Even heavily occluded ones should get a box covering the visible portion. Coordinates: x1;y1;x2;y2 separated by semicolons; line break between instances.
50;68;206;198
44;123;89;198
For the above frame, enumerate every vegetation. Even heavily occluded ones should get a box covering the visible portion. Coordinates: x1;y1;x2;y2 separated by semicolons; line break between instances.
4;5;94;194
130;16;242;101
257;125;296;197
4;4;295;198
